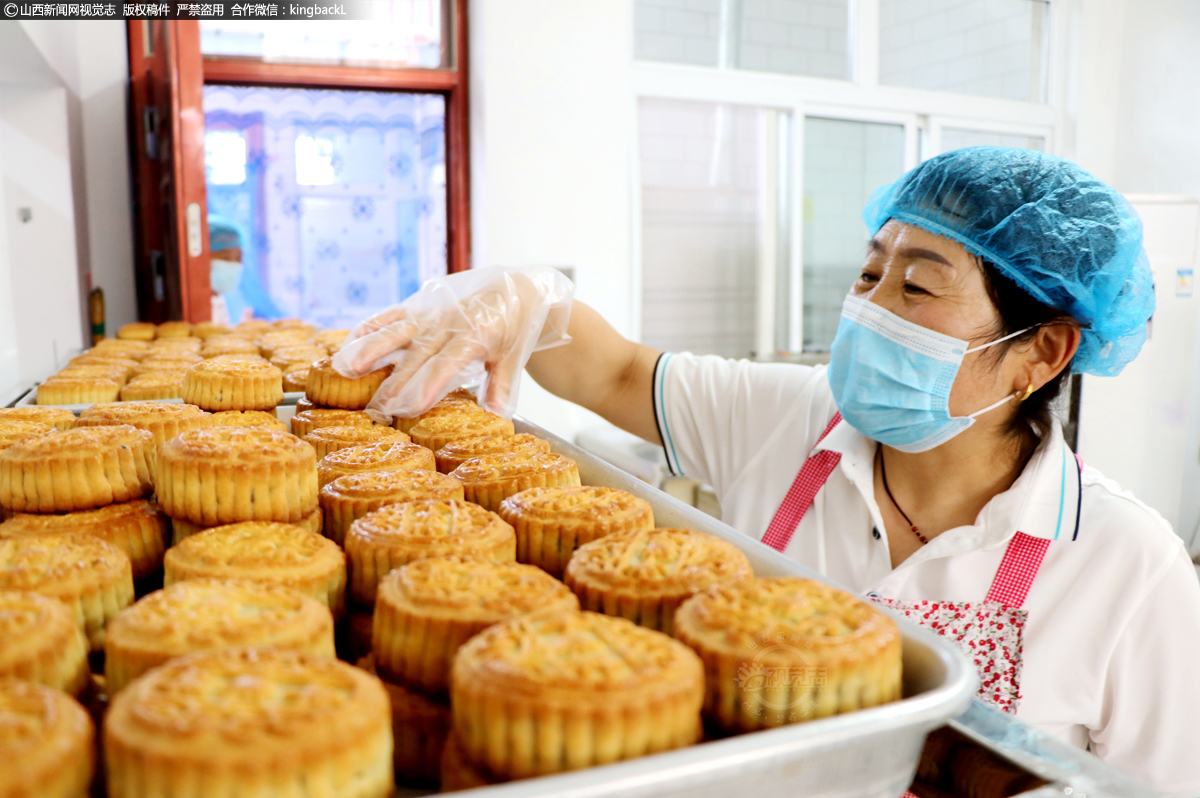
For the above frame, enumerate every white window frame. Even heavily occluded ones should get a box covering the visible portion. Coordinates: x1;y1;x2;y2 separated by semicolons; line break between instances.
630;0;1066;355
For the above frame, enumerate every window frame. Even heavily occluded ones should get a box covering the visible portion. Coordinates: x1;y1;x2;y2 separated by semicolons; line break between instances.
127;3;470;323
631;0;1064;356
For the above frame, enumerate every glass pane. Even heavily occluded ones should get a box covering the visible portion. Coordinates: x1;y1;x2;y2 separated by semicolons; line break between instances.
634;0;722;67
941;128;1045;152
879;0;1048;102
634;0;850;79
200;1;446;69
639;99;767;359
802;117;906;351
738;0;849;78
203;85;447;329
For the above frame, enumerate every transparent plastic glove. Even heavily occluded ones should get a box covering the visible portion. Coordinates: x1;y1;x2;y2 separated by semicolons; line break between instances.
333;266;574;422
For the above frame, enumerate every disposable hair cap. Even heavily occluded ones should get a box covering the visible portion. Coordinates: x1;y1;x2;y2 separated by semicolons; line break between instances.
208;214;244;253
863;146;1155;376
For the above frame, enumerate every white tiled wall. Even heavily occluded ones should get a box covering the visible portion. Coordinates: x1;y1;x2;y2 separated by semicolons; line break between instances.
640;98;761;359
738;0;849;78
879;0;1046;102
635;0;722;67
802;117;907;349
635;0;849;79
941;127;1045;152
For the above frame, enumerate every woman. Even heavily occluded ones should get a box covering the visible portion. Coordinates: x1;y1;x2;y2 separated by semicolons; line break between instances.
335;148;1200;793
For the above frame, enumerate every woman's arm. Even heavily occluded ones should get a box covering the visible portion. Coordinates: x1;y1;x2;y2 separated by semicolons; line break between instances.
525;301;662;444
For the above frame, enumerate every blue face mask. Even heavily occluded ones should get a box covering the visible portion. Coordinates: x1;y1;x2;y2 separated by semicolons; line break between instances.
210;257;243;296
828;295;1031;453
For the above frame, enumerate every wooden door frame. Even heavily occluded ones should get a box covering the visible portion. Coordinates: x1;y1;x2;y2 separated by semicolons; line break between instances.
127;1;471;322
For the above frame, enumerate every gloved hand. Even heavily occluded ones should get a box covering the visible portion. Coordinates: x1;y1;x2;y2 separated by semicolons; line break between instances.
332;266;574;422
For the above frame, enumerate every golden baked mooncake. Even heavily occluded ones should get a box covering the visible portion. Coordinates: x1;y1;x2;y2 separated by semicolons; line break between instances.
0;534;134;649
499;486;655;578
93;338;152;357
118;322;155;341
451;610;703;779
344;500;516;605
440;731;502;791
450;451;581;513
434;433;551;474
0;406;75;431
164;521;347;618
156;427;317;527
76;401;211;449
290;407;375;438
104;578;335;694
408;411;514;453
191;321;229;340
103;648;393;798
673;577;902;733
392;393;480;434
183;358;284;411
0;680;95;798
208;409;288;430
170;506;323;546
0;500;169;580
306;357;392;410
199;334;260;359
304;424;410;460
320;469;464;546
0;590;89;696
0;425;155;513
373;556;578;694
118;371;187;401
317;441;436;488
0;420;55;454
36;377;121;405
564;528;752;635
155;321;192;338
359;654;449;787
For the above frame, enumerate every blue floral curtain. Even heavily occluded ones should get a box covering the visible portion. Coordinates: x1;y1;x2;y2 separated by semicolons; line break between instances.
203;84;447;327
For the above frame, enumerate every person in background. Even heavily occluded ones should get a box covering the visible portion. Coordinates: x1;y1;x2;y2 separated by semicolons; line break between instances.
207;214;283;323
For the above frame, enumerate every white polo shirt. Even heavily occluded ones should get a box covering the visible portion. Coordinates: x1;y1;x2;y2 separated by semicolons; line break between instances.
652;352;1200;796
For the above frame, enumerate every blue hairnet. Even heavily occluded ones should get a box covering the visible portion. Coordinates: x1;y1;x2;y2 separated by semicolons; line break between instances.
208;214;243;253
863;147;1154;376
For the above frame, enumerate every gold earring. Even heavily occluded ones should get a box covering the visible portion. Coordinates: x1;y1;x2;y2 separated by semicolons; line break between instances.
1019;383;1036;402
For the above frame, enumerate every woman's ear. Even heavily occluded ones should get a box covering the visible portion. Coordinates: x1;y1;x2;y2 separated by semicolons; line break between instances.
1022;323;1081;391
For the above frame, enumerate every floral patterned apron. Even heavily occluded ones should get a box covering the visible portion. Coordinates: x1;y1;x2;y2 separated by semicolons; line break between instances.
761;413;1049;716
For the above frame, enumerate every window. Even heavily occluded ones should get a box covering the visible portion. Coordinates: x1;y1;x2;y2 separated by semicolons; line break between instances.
640;99;782;359
204;85;446;329
199;2;446;69
879;0;1050;103
635;0;851;79
125;4;469;325
802;117;907;350
633;0;1056;357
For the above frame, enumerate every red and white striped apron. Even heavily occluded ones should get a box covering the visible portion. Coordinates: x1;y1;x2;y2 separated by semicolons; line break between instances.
762;413;1049;716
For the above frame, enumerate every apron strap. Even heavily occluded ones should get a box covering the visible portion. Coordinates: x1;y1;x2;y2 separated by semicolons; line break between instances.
761;413;843;553
984;531;1050;608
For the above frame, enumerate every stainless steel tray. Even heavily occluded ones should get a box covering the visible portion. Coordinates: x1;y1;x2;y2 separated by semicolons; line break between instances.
9;386;305;413
410;417;976;798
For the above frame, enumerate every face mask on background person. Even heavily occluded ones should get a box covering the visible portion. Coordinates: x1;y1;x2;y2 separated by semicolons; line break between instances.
210;257;243;296
828;294;1035;453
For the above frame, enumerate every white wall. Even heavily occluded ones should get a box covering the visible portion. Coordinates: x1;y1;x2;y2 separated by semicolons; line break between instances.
0;82;85;393
472;0;634;442
6;20;136;351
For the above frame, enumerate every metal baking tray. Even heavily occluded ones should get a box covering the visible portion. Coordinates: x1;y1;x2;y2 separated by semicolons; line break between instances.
8;386;305;413
395;417;976;798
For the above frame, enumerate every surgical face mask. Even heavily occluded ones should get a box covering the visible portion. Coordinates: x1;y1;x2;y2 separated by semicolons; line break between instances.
210;257;243;296
828;294;1033;453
